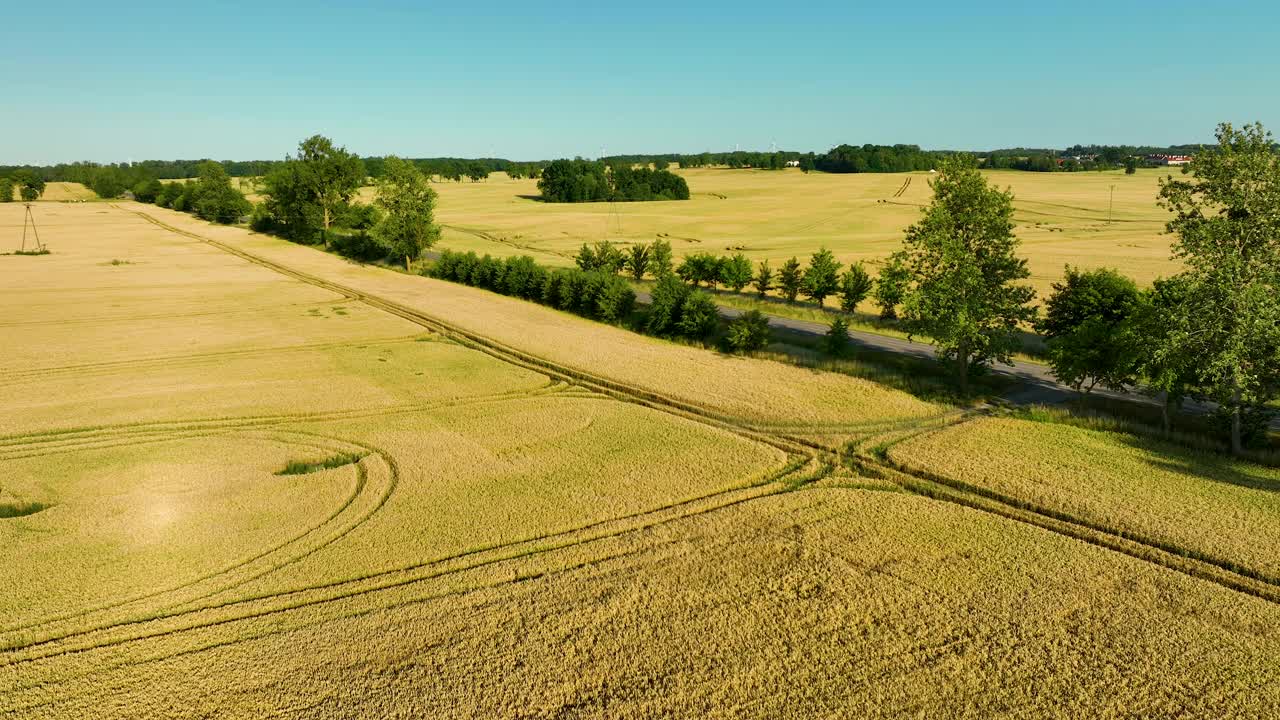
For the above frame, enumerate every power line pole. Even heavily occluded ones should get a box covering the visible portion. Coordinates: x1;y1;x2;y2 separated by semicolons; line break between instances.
1108;184;1116;224
21;203;44;252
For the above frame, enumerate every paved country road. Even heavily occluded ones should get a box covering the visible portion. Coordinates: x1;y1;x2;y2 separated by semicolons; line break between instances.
634;291;1280;431
416;249;1273;431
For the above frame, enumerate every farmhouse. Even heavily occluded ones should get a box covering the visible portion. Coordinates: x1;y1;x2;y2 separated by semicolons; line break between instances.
1148;154;1193;165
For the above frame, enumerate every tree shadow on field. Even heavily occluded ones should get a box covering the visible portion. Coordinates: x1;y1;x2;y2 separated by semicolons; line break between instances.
515;194;546;202
1118;434;1280;494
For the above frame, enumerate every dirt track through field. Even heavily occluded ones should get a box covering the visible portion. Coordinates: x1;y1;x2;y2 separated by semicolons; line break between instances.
107;206;1280;609
5;204;1277;711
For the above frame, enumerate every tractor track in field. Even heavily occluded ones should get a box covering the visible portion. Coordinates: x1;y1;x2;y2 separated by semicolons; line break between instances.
119;207;813;457
7;204;1277;685
1;432;392;641
0;336;423;387
892;176;912;198
0;298;355;329
0;377;569;451
848;413;1280;605
441;223;574;260
117;206;1280;607
0;456;816;672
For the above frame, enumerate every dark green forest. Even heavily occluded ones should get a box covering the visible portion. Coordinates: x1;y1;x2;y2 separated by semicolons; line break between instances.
537;160;690;202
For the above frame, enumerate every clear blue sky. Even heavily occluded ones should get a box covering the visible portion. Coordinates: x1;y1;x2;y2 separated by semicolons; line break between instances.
3;1;1277;164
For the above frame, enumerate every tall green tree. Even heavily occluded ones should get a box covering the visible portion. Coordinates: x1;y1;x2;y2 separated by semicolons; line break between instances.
650;239;673;277
11;170;44;202
801;248;842;306
1138;276;1202;435
372;156;440;270
725;310;771;352
899;155;1036;393
132;178;163;204
677;292;720;338
720;253;753;292
1038;267;1144;395
1156;122;1280;454
646;274;691;335
298;135;365;243
838;263;873;313
874;254;910;320
261;160;322;241
625;243;650;281
191;161;251;224
753;260;773;298
777;257;803;303
0;176;13;203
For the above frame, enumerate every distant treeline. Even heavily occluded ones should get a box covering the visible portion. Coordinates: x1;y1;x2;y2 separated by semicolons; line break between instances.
537;160;690;202
0;157;537;187
981;144;1223;172
4;141;1243;188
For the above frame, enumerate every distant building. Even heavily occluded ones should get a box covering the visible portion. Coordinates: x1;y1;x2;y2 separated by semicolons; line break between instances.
1148;154;1193;166
785;160;800;167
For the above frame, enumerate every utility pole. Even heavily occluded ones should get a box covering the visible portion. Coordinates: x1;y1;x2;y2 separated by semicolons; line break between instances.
1108;185;1116;224
21;203;44;253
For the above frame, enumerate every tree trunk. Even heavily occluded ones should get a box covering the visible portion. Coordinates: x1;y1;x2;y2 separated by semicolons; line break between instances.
405;255;411;272
956;342;970;396
322;205;332;248
1160;391;1171;436
1231;388;1244;456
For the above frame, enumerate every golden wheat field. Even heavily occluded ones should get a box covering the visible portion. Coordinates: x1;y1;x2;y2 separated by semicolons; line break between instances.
888;416;1280;582
3;202;1279;717
416;167;1181;301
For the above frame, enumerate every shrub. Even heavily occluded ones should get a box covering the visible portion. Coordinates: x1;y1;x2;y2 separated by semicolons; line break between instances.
778;257;803;302
625;243;650;281
453;251;480;283
541;270;567;306
839;263;873;312
132;178;163;204
156;182;184;209
677;253;723;288
329;231;386;262
825;318;852;356
726;310;771;352
677;291;720;339
471;254;501;289
595;276;636;322
720;253;754;292
753;261;773;297
502;255;540;298
801;247;842;306
578;272;608;314
559;270;586;310
650;239;674;277
646;274;691;334
874;254;911;320
250;203;277;232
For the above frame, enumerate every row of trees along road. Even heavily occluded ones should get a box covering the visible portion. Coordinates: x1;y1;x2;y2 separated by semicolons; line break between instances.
881;123;1278;454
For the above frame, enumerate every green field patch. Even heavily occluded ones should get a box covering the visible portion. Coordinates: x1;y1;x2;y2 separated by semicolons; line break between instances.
275;452;365;476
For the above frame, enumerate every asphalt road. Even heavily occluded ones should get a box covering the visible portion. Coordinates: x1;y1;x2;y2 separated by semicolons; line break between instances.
638;290;1280;430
